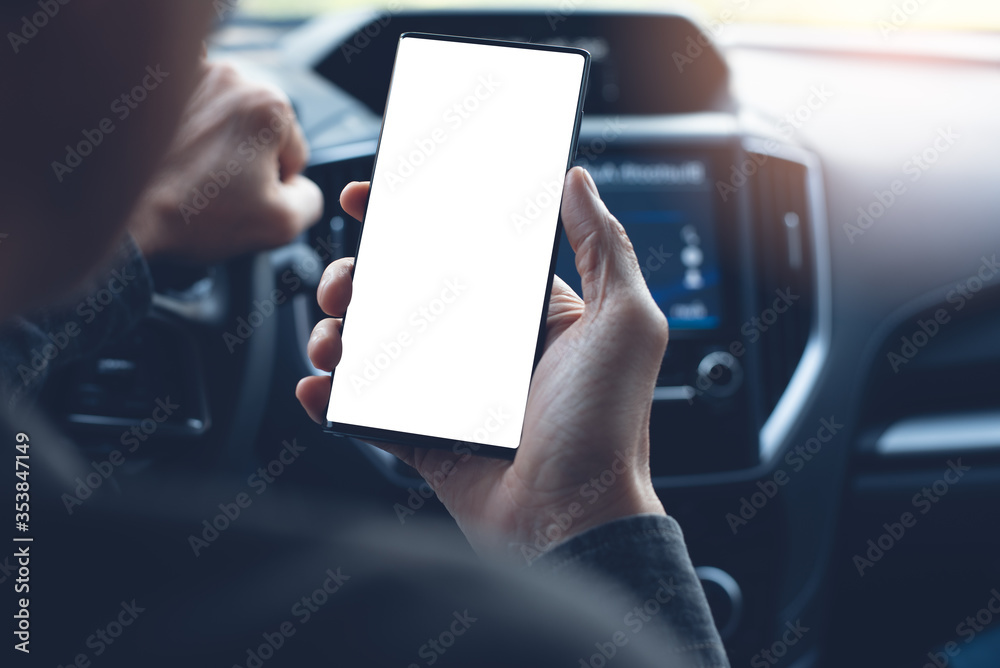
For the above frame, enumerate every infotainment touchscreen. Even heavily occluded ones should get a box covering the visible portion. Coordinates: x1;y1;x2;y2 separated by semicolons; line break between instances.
556;155;723;330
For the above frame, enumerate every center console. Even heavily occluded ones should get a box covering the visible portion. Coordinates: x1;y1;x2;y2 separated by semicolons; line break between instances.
305;123;824;478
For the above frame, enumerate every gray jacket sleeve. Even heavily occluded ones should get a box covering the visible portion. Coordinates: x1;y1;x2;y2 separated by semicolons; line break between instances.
535;514;731;668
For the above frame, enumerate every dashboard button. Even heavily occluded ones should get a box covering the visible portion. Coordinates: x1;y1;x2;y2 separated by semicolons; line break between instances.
695;566;743;640
696;351;743;398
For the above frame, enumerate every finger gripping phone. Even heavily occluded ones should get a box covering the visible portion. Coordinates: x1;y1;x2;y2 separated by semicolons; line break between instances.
325;32;590;458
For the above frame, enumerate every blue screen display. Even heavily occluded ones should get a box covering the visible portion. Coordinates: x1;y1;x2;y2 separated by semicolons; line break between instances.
557;156;723;330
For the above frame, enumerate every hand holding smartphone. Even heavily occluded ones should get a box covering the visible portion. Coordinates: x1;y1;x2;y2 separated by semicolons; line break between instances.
324;33;590;457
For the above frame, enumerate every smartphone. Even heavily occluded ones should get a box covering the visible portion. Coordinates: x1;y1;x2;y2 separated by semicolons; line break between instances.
325;32;590;458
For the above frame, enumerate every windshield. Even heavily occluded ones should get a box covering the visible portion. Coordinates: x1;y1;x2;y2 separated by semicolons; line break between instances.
241;0;1000;32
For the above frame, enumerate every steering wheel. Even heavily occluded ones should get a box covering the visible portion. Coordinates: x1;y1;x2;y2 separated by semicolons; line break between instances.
44;241;324;473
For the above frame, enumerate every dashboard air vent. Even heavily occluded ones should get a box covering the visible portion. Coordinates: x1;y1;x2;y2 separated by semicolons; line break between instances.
747;153;816;415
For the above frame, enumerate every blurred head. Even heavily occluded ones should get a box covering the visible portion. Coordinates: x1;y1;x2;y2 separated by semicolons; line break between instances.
0;0;213;319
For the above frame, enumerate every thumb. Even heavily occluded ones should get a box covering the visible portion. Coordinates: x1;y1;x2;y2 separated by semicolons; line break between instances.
560;166;647;307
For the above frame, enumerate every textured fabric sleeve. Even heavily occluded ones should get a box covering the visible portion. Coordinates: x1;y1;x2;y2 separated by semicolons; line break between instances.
534;514;731;668
0;234;153;410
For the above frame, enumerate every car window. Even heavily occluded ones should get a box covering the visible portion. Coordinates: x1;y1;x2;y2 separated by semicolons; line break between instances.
240;0;1000;32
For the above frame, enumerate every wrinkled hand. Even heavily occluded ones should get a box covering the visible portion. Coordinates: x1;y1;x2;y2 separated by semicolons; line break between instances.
128;60;323;263
297;167;667;561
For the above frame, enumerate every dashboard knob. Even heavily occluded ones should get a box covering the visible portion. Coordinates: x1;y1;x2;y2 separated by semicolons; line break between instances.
696;351;743;398
695;566;743;640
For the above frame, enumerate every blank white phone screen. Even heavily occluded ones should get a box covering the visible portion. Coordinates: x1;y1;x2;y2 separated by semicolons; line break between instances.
326;36;587;449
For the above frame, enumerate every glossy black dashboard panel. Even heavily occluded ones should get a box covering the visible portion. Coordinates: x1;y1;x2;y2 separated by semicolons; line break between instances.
315;11;731;117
